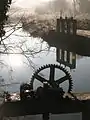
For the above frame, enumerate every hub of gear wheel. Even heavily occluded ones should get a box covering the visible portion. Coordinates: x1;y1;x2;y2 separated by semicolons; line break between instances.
30;64;73;93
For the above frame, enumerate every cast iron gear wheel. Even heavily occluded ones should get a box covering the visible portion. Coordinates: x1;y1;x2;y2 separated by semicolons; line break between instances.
30;64;73;93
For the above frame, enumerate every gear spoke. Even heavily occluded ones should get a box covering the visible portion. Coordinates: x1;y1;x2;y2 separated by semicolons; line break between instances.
56;75;69;84
49;65;55;82
35;74;48;83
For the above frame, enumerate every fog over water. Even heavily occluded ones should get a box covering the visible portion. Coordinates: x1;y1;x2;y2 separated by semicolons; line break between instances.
11;0;73;15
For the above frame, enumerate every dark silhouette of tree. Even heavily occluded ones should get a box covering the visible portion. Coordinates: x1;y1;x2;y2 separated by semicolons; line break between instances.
0;0;12;38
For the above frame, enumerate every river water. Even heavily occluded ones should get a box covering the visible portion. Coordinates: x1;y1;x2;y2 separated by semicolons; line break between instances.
0;28;90;94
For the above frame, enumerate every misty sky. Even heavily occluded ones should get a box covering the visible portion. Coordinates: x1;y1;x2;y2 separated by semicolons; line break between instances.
13;0;53;8
13;0;71;8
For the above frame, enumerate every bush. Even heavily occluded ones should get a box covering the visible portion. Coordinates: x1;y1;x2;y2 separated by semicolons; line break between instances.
0;0;12;37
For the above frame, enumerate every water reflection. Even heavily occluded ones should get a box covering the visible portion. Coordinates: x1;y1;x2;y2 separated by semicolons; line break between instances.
71;57;90;92
42;30;90;57
1;28;90;93
31;46;90;93
41;28;90;92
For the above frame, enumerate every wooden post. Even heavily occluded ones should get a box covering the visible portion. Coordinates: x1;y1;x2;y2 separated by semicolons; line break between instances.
61;50;65;61
56;49;60;61
60;17;65;33
67;18;70;34
73;20;77;35
70;17;73;34
56;19;60;33
72;53;76;69
67;51;70;63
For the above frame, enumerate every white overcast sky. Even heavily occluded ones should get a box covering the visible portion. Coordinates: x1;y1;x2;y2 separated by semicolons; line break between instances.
13;0;71;8
13;0;53;8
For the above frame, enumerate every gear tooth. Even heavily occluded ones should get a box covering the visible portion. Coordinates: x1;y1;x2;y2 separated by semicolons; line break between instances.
48;64;51;67
38;68;42;72
62;66;65;70
70;79;73;84
70;80;73;83
69;85;73;91
69;84;73;91
65;69;68;73
38;67;41;70
68;72;71;75
68;74;71;78
46;64;49;67
53;64;55;66
40;66;43;70
70;76;73;81
52;64;54;67
43;65;46;68
55;64;58;68
70;83;73;87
